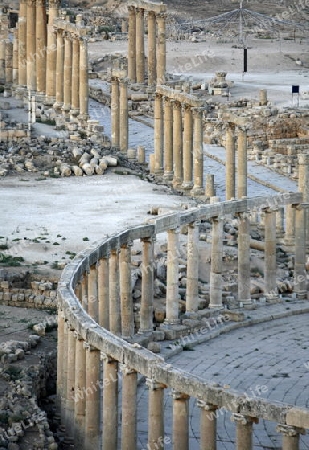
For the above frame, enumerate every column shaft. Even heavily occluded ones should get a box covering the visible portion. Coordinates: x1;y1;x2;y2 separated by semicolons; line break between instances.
5;41;13;85
74;336;86;450
36;0;47;93
199;404;217;450
209;217;223;308
136;8;145;83
88;264;98;322
18;0;27;86
147;380;165;450
182;106;193;190
163;98;173;180
157;13;166;83
128;6;136;83
166;228;180;322
57;313;65;413
237;128;248;198
85;346;100;450
294;205;307;295
120;244;134;338
98;257;109;329
282;435;299;450
109;249;121;335
298;153;309;245
140;237;154;332
236;420;253;450
102;358;119;450
154;93;163;173
186;222;199;313
81;273;88;312
0;42;4;83
238;212;251;305
173;101;183;189
79;38;89;117
264;210;277;297
119;80;128;153
55;30;64;107
63;33;72;113
71;38;80;112
26;0;36;91
148;11;156;85
226;126;235;200
173;393;189;450
13;29;19;86
61;319;68;425
192;108;204;195
45;0;59;100
111;78;120;148
121;368;137;450
65;328;76;439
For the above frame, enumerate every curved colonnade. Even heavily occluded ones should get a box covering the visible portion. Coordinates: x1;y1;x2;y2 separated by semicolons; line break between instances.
58;193;308;450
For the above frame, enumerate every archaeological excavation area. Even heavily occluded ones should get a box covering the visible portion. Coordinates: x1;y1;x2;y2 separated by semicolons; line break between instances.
0;0;309;449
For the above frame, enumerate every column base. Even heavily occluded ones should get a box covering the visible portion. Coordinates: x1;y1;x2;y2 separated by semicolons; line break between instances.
293;290;307;299
44;95;56;106
154;167;164;175
181;181;194;191
15;86;27;100
264;293;281;303
163;171;173;182
78;113;89;127
209;304;224;310
61;104;71;119
70;109;80;121
53;101;63;113
191;186;204;196
172;178;183;190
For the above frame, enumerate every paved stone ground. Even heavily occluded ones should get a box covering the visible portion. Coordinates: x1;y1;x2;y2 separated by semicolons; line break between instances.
132;303;309;449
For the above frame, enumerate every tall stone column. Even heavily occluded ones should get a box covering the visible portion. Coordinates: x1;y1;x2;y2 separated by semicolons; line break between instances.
226;126;236;200
182;105;193;190
81;273;88;312
173;100;183;189
237;212;251;305
140;237;154;333
237;128;248;199
198;401;217;450
192;108;204;196
172;391;190;450
128;6;136;83
0;41;5;84
98;256;109;329
294;204;307;298
26;0;36;91
5;41;13;85
74;334;86;450
157;12;166;83
84;344;100;450
186;222;199;314
62;32;72;116
13;29;19;86
111;77;120;149
71;36;80;115
120;243;134;338
36;0;47;94
264;208;278;300
231;414;255;450
163;97;173;181
121;366;137;450
119;79;128;153
277;424;304;450
88;264;98;322
209;217;223;309
79;37;89;118
284;204;295;246
298;153;309;244
165;228;180;323
45;0;59;103
65;327;76;439
102;355;119;450
57;312;65;413
18;0;27;87
146;379;165;450
61;319;68;425
54;29;64;110
148;11;156;85
109;248;121;335
136;8;145;84
154;93;163;173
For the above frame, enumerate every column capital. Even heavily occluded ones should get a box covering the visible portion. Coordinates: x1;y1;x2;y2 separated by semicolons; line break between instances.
121;239;134;248
172;390;190;401
101;352;117;363
120;364;136;375
73;330;83;340
146;378;167;390
136;7;145;16
298;153;309;165
157;12;166;20
230;413;258;425
192;107;203;118
128;5;136;12
172;100;182;111
148;10;156;19
292;202;309;210
196;400;218;411
83;341;98;352
140;235;155;243
27;0;36;6
155;92;163;100
36;0;46;5
276;424;305;436
49;0;61;6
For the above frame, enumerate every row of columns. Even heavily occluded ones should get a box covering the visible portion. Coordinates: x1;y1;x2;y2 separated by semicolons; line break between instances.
225;125;248;200
154;93;204;194
58;312;306;450
128;4;166;85
110;76;128;152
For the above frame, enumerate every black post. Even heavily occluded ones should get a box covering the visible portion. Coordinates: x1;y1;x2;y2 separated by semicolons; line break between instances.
243;48;247;73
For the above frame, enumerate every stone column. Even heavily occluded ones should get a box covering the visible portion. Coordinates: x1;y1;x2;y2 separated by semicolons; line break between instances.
198;401;218;450
81;273;88;312
5;41;13;85
237;128;248;199
157;13;166;83
121;366;137;450
298;153;309;244
284;204;295;246
74;333;86;450
12;29;19;86
192;108;204;196
136;8;145;84
277;424;304;450
120;243;134;338
18;0;27;87
111;77;120;149
84;344;100;450
0;41;4;84
71;36;80;116
109;248;121;335
154;93;163;173
231;414;255;450
163;97;173;181
173;100;183;189
148;11;156;85
98;256;109;329
226;126;236;200
65;327;76;439
294;204;307;298
237;212;251;305
54;29;64;109
45;0;59;102
165;228;180;323
128;6;136;83
119;79;128;153
209;217;223;309
172;391;190;450
88;264;98;322
79;38;89;118
102;355;119;450
264;208;278;300
62;32;72;116
140;237;154;333
182;105;193;190
26;0;36;91
186;221;199;314
61;319;68;424
36;0;47;94
205;174;215;197
146;379;165;450
57;312;65;413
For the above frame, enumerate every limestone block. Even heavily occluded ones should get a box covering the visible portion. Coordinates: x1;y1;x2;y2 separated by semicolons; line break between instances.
72;165;83;176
